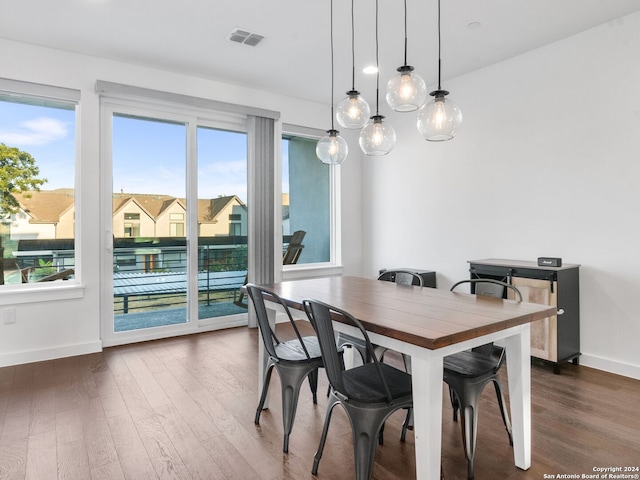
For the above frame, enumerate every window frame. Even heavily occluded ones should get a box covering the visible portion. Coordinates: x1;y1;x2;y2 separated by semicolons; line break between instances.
280;123;342;279
99;92;252;345
0;78;83;305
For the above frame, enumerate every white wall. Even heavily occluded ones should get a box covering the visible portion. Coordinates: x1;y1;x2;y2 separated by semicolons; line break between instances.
361;12;640;378
0;39;363;366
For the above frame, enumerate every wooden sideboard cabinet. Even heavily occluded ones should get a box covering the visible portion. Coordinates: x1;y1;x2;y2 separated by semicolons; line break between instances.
468;258;580;373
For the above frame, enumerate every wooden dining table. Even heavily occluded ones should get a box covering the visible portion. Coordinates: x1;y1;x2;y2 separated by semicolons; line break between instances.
253;275;557;479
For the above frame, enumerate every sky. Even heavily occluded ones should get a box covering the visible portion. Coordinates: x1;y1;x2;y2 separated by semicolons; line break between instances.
0;99;75;191
113;115;251;201
1;99;291;205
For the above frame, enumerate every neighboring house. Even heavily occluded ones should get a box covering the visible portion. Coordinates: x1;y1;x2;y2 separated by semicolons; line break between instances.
10;189;75;240
198;195;248;237
281;193;290;234
10;190;248;240
9;190;249;274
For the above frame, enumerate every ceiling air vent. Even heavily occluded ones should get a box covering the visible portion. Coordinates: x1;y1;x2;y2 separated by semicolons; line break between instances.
228;28;264;47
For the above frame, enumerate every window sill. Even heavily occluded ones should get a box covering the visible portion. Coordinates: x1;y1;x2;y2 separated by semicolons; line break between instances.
282;263;343;280
0;282;85;306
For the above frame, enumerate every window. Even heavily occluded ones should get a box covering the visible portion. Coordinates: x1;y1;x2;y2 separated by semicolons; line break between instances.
123;213;140;237
169;212;185;237
170;222;185;237
0;80;78;286
282;127;336;266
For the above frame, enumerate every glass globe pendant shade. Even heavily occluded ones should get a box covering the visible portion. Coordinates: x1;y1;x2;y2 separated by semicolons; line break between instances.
386;65;427;112
359;115;396;156
316;129;349;164
336;90;371;129
416;90;463;141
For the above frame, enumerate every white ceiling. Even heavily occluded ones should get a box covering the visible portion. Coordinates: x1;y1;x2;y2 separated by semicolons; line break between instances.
2;0;640;105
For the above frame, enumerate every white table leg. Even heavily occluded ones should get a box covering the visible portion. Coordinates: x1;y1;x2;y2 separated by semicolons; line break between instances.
410;352;443;480
504;325;532;470
342;344;357;370
257;306;277;409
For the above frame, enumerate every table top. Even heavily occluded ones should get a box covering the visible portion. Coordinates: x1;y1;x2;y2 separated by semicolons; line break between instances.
258;276;557;350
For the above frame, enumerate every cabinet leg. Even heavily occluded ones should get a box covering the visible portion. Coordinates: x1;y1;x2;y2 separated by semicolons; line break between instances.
553;364;561;375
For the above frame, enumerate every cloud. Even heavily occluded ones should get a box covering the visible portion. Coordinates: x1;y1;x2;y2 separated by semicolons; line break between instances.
0;117;69;146
200;159;246;176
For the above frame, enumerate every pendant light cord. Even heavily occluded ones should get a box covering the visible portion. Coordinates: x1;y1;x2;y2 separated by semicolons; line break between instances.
375;0;380;115
330;0;336;129
403;0;408;66
437;0;442;90
350;0;356;90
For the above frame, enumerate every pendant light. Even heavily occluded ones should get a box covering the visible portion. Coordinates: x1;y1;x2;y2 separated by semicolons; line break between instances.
416;0;462;141
359;0;396;156
316;0;348;165
386;0;427;112
336;0;371;129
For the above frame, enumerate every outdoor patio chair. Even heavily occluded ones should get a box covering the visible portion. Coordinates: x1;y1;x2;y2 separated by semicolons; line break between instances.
233;230;305;308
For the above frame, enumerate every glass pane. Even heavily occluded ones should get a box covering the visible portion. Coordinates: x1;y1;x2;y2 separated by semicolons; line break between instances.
112;114;187;332
282;136;330;264
197;126;248;319
0;96;76;285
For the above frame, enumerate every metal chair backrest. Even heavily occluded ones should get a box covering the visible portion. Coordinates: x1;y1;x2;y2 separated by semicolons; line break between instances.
377;269;424;287
246;284;312;360
450;278;522;301
303;299;394;404
450;278;522;361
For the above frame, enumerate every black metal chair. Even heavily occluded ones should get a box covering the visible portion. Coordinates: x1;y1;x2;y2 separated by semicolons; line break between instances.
246;283;324;453
336;269;424;366
442;278;520;480
303;299;413;480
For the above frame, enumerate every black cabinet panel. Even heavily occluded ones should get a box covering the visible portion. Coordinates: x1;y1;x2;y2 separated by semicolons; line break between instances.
468;259;580;374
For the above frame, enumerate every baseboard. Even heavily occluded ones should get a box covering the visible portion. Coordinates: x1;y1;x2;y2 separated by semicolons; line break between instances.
0;340;103;368
579;354;640;380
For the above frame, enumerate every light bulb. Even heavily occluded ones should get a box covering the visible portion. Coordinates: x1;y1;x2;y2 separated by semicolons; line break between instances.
328;138;339;156
432;98;446;130
416;91;462;142
399;73;415;99
386;65;427;112
336;91;371;129
371;123;384;146
347;98;362;119
359;115;396;156
316;129;348;164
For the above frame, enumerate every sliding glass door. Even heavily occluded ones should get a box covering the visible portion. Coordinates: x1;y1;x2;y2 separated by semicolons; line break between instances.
102;102;248;344
112;113;189;332
196;126;248;320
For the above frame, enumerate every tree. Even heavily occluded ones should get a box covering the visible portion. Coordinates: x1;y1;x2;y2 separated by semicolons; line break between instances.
0;143;47;284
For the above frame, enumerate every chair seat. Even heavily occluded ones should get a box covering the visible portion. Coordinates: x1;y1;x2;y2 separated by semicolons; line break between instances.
444;350;499;378
274;336;323;363
343;362;412;403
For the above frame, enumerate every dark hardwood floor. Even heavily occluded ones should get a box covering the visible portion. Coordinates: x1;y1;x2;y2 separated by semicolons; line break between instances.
1;322;639;479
